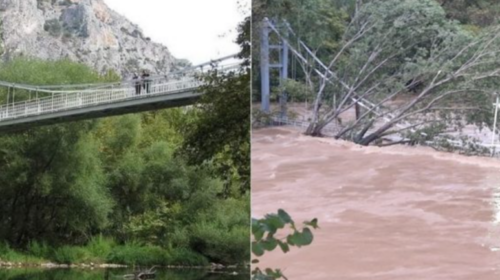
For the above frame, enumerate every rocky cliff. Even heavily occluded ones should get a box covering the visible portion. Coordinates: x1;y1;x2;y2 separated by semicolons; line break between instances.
0;0;187;77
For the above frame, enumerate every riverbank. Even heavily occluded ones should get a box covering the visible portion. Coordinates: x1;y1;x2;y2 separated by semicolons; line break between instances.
0;266;249;280
0;237;245;270
0;261;126;269
0;260;238;270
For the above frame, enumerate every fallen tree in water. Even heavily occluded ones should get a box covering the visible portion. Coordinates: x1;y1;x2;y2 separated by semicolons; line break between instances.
288;0;500;146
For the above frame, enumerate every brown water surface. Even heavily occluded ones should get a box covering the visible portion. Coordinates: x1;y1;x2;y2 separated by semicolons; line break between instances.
252;127;500;280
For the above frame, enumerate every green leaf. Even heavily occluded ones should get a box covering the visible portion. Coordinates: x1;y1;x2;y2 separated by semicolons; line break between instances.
265;268;284;278
277;209;293;224
252;220;265;241
298;228;314;246
277;240;290;253
286;233;296;246
262;214;286;234
261;238;278;251
288;228;314;247
252;241;265;257
304;218;319;229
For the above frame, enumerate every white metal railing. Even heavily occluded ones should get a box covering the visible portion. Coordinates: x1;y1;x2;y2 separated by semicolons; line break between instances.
0;61;242;122
0;78;201;121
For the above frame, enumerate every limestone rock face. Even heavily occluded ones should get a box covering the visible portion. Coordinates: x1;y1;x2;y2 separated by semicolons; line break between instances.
0;0;186;76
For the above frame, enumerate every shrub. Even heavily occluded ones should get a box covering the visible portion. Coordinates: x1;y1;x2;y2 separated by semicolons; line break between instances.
52;246;89;264
168;248;209;266
190;222;248;264
28;241;51;259
107;243;167;266
86;235;115;262
188;198;250;264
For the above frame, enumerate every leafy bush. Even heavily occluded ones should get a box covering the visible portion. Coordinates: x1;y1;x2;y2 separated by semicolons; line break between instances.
52;246;89;264
168;248;209;266
169;228;191;249
0;242;44;263
86;235;115;262
190;222;248;265
189;198;250;264
28;241;51;259
107;243;167;266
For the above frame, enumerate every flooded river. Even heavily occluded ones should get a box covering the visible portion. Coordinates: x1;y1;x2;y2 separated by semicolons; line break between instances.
0;268;247;280
252;127;500;280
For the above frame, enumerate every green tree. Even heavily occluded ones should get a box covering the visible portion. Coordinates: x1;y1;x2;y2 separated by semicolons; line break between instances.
0;58;117;247
438;0;500;27
93;112;250;264
180;17;251;197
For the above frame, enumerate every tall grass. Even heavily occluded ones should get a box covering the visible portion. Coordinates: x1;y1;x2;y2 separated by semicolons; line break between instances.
86;234;115;261
0;237;210;266
107;242;167;266
27;241;50;259
52;246;89;264
0;242;45;264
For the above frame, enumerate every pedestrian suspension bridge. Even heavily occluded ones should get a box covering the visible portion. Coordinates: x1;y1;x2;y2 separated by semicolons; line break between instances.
0;54;241;133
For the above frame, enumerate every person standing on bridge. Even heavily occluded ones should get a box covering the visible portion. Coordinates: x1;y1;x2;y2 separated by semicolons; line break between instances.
142;70;151;93
133;73;142;95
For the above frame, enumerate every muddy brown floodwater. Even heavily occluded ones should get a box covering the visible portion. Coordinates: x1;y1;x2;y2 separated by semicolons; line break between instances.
252;127;500;280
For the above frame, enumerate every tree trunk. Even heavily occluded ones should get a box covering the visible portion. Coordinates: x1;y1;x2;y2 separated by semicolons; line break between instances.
355;102;361;120
358;120;397;146
305;121;325;136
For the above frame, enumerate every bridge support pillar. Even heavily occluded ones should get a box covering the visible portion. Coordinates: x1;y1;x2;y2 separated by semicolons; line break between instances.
279;28;289;119
260;18;271;113
260;18;289;118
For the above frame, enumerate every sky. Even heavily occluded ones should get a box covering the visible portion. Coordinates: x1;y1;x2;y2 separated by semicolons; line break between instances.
103;0;250;65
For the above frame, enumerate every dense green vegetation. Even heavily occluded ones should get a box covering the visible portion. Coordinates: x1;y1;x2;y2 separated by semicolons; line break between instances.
437;0;500;27
0;18;250;267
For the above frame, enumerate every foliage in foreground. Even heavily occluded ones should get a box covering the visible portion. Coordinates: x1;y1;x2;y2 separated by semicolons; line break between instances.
251;210;319;280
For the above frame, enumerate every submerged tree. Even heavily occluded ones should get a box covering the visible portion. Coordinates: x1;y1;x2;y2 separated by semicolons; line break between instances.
296;0;500;146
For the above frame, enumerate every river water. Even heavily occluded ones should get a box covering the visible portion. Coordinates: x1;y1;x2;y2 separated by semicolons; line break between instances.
0;268;247;280
252;127;500;280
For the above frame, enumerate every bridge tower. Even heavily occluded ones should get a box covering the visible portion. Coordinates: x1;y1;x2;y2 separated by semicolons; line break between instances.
260;18;289;119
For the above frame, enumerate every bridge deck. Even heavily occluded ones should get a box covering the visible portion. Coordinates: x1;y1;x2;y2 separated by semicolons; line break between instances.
0;79;202;133
0;54;241;133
